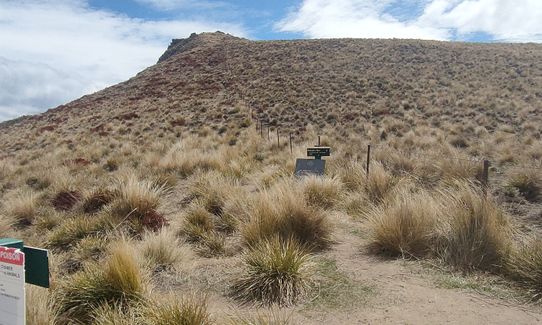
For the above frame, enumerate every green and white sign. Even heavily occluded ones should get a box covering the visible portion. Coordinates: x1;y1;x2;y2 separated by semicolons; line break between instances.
0;246;25;325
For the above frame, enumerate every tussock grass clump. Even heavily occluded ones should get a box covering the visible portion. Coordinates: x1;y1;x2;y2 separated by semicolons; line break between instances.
140;229;190;271
507;169;541;202
74;236;110;262
436;156;480;182
302;176;343;210
189;171;241;216
47;216;112;250
182;205;214;242
196;231;226;257
227;311;291;325
92;304;139;325
242;186;332;251
35;210;62;231
143;294;212;325
232;237;313;306
52;190;82;211
436;183;511;272
342;192;369;218
26;286;57;325
4;191;37;226
114;175;164;216
506;238;542;301
112;175;167;232
366;189;440;257
83;189;116;214
339;161;366;191
364;162;397;203
0;214;13;236
55;243;145;322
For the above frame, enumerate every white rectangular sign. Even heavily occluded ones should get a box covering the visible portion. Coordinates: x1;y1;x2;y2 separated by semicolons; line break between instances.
0;246;25;325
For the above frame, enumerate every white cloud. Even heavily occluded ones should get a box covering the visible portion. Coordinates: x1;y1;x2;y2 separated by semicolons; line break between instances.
0;0;246;121
419;0;542;41
277;0;542;42
276;0;449;40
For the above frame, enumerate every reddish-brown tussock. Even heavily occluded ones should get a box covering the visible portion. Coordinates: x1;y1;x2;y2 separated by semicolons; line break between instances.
116;112;139;121
52;191;82;211
140;209;168;232
39;125;56;133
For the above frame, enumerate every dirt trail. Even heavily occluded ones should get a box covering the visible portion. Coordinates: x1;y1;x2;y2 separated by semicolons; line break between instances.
175;212;542;324
296;217;542;325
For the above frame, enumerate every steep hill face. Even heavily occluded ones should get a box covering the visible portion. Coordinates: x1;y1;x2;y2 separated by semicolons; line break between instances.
1;32;541;154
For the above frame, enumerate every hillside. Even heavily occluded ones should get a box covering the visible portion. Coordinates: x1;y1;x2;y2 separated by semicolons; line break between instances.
1;33;542;324
1;32;541;153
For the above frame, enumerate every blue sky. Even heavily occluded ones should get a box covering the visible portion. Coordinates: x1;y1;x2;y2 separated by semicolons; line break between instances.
87;0;299;40
1;0;541;121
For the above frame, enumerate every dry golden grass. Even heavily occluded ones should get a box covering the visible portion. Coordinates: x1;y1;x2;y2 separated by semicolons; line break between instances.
54;242;146;323
366;188;440;258
0;33;541;322
112;175;165;218
302;176;343;210
364;162;398;203
232;237;313;306
436;183;511;272
241;183;332;251
140;229;191;271
507;168;541;202
4;191;37;226
26;286;57;325
506;238;542;301
142;294;212;325
227;310;291;325
0;214;13;236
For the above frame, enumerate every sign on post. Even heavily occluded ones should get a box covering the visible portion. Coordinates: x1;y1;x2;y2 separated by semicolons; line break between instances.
295;146;331;176
0;246;25;325
307;147;331;160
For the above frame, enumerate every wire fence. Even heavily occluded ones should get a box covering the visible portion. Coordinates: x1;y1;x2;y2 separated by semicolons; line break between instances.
248;108;542;195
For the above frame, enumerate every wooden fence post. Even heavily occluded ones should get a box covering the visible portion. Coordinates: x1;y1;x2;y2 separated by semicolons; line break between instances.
366;144;371;178
289;133;293;154
277;128;280;147
318;135;321;147
267;125;270;141
260;120;263;138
